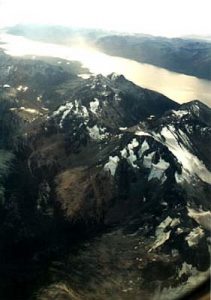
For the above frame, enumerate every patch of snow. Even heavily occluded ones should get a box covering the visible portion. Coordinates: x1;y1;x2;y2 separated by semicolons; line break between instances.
149;216;172;251
187;207;211;231
170;218;180;227
127;149;138;168
110;73;120;80
185;227;204;247
53;101;90;128
148;115;155;119
81;106;89;118
90;98;99;114
138;140;150;157
161;174;168;184
135;130;151;137
148;168;165;182
143;151;155;168
192;104;200;116
17;85;28;92
178;262;196;278
177;129;190;147
41;107;49;111
119;127;127;131
104;156;120;176
120;148;128;158
120;138;139;168
74;100;79;113
172;110;189;118
78;73;91;79
3;84;10;88
19;107;40;114
185;124;193;134
149;217;180;251
56;103;73;128
176;228;184;234
159;125;211;184
114;93;121;102
87;125;108;140
128;138;139;149
148;158;170;182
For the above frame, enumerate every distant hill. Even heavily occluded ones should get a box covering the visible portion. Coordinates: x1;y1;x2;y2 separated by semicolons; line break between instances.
6;24;110;45
183;34;211;42
4;25;211;80
96;35;211;80
6;25;211;80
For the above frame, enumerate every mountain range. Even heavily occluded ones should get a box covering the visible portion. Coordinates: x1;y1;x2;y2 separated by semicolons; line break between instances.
0;48;210;300
7;24;211;80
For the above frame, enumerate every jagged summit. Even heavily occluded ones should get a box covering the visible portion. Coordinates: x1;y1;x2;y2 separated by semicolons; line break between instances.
107;72;126;81
50;72;178;134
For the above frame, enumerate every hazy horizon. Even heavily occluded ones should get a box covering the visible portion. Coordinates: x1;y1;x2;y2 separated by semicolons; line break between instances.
0;0;210;38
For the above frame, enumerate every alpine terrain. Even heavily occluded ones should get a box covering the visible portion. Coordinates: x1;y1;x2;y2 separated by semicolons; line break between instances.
0;48;210;300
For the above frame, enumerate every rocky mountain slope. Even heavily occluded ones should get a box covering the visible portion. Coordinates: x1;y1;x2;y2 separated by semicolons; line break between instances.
0;49;210;300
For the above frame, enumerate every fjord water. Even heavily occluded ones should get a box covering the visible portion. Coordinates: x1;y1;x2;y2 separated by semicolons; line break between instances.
1;33;211;106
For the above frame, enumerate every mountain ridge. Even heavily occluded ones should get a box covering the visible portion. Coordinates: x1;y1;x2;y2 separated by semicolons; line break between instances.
0;49;210;300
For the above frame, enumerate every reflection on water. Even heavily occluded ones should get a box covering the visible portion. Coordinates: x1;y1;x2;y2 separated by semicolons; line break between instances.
0;33;211;106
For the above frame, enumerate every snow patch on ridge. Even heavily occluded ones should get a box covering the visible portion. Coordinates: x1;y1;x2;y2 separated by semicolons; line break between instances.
178;262;197;278
138;140;149;157
104;156;120;176
19;107;40;114
148;158;170;182
128;138;139;149
135;130;151;137
185;227;204;247
90;98;100;114
87;125;108;140
149;216;180;251
11;107;41;115
53;101;90;128
187;207;211;231
54;103;73;128
143;152;155;168
120;138;139;168
17;85;28;92
159;125;211;184
172;110;189;118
